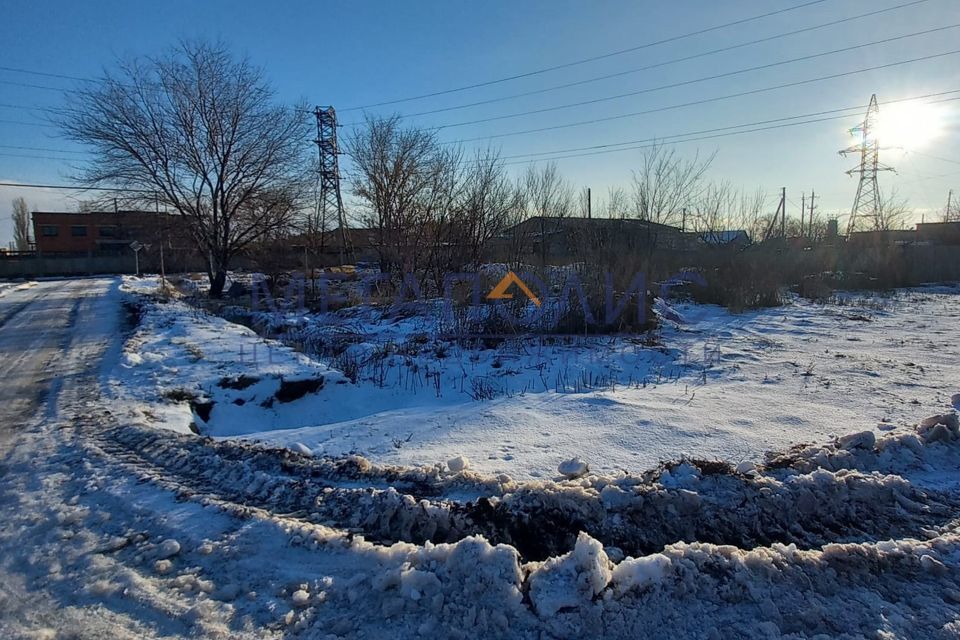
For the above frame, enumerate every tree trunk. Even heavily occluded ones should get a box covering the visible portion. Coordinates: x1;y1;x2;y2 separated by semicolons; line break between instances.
209;270;228;298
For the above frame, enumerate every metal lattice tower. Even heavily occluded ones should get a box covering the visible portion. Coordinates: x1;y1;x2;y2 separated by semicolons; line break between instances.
839;94;894;235
314;106;350;263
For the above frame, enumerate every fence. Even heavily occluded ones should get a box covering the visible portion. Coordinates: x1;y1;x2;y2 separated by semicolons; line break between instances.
0;245;215;278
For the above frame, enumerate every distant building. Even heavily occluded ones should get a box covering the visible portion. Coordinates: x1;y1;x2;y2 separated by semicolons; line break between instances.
492;216;686;262
31;210;189;255
283;227;380;266
688;230;751;248
847;229;917;246
321;227;379;261
916;221;960;245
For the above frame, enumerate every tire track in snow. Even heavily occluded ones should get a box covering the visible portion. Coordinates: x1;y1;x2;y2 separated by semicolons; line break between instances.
75;406;960;562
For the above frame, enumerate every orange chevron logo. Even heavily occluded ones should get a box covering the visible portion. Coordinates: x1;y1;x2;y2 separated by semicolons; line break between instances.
486;271;541;307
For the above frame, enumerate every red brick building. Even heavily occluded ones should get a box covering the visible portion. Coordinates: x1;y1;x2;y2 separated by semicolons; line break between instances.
32;211;187;255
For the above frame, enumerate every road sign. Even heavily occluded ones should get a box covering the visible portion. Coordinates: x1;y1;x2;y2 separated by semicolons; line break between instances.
130;241;144;276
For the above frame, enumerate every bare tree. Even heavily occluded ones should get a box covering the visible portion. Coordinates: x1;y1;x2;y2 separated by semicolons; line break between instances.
58;40;311;297
630;143;714;227
420;144;468;286
604;187;629;219
519;163;573;265
11;197;30;251
875;188;912;231
347;115;448;276
732;187;767;241
692;181;737;234
522;163;573;219
457;148;521;267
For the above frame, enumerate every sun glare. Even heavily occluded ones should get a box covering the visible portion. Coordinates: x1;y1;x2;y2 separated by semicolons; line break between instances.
873;101;947;150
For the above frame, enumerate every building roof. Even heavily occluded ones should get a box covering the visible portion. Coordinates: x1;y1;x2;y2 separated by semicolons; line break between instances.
501;215;682;237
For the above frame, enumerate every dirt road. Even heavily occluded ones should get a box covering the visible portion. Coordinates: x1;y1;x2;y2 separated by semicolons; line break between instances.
0;278;119;451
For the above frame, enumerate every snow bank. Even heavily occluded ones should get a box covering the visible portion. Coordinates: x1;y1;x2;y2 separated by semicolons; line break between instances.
528;532;612;617
46;388;960;639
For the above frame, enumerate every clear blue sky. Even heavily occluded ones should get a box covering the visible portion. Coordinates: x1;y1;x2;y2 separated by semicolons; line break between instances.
2;0;959;244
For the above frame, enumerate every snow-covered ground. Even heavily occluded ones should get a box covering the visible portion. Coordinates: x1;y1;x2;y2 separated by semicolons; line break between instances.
1;275;958;639
115;276;960;482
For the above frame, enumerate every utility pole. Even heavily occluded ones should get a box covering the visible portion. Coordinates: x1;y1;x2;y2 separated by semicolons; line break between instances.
800;193;805;238
314;106;350;265
159;229;166;287
946;189;954;222
681;207;686;232
780;187;786;238
763;188;786;241
840;94;894;234
808;190;816;238
155;194;166;290
586;187;592;219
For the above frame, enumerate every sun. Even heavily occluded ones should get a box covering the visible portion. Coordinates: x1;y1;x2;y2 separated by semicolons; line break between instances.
873;101;947;150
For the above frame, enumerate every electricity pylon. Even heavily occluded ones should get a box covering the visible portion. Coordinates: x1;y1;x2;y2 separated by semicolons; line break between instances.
314;106;350;264
839;94;894;235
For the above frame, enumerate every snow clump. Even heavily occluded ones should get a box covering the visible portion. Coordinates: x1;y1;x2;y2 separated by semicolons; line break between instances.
558;458;589;479
447;456;469;473
156;538;181;559
291;589;311;607
527;532;611;617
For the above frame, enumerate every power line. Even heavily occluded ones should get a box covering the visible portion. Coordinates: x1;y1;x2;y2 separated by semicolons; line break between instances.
338;0;836;111
348;0;936;122
0;145;86;154
0;66;90;82
4;90;959;173
0;153;83;161
0;182;153;193
0;102;49;110
423;28;960;131
6;103;960;195
0;79;72;93
499;95;960;166
500;114;850;166
0;0;938;133
0;118;54;128
497;90;960;161
0;1;839;115
440;48;960;144
904;149;960;166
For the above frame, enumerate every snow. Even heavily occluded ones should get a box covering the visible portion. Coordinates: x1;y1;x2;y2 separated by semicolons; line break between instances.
156;539;181;559
558;457;589;478
290;589;310;607
611;552;671;596
528;532;612;617
1;275;959;639
447;455;469;472
112;277;960;484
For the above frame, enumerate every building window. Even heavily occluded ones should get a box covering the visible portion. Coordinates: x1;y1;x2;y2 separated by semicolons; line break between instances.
98;226;117;238
71;225;88;237
41;225;59;237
